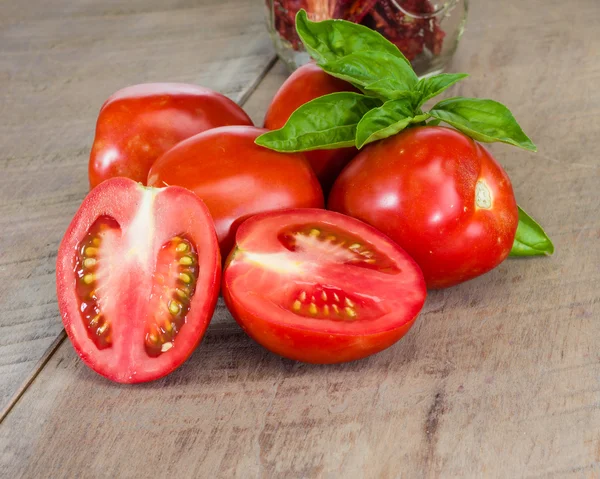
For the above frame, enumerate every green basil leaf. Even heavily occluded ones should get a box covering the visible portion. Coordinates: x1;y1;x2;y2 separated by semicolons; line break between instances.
510;206;554;256
322;51;418;92
255;92;381;152
361;79;420;102
429;97;537;151
414;73;469;107
356;99;429;149
296;9;409;66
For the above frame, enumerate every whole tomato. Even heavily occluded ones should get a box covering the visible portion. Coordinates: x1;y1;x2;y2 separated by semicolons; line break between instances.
147;125;324;257
328;126;519;289
264;63;358;193
88;83;253;188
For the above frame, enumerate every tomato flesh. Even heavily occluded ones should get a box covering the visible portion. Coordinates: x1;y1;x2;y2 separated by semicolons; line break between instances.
222;209;426;364
88;83;253;188
57;178;221;383
329;126;519;289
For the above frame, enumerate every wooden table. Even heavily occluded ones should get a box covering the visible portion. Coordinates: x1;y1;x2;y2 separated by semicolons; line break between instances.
1;0;599;476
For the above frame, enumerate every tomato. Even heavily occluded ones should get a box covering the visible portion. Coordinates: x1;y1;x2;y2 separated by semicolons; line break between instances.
328;126;519;289
264;63;358;193
147;126;324;258
88;83;253;188
222;209;426;363
56;178;221;383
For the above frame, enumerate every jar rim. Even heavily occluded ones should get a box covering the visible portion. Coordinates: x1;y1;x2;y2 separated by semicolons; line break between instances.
389;0;461;19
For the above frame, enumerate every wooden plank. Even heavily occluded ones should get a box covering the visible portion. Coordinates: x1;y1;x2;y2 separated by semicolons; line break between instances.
244;60;291;126
2;0;600;477
0;0;275;412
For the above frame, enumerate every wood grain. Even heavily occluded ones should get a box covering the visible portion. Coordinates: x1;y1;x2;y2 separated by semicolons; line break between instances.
0;0;276;411
2;0;600;477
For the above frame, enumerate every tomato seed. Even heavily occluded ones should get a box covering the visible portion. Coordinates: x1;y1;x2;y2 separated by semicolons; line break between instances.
164;320;174;333
168;300;182;315
175;242;188;253
179;255;194;266
83;258;97;268
174;288;188;300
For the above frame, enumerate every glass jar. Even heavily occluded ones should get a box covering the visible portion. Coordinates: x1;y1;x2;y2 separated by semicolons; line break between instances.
266;0;468;78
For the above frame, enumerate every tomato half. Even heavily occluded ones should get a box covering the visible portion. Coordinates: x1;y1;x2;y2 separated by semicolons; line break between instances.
222;209;426;364
328;126;519;289
264;63;358;193
56;178;221;382
88;83;253;188
147;125;324;258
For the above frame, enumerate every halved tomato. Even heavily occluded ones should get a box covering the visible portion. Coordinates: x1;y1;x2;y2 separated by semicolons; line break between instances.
222;209;426;364
56;178;221;382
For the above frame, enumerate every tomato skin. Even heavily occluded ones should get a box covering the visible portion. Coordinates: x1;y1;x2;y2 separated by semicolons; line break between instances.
88;83;253;188
222;291;417;363
222;209;426;364
264;63;358;193
56;178;221;383
328;126;519;289
147;126;324;258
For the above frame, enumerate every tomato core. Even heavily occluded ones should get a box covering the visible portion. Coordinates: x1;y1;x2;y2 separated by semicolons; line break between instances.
277;223;400;274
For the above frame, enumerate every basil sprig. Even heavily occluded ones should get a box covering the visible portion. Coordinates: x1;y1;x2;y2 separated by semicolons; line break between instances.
256;10;552;256
429;98;537;151
510;207;554;256
356;99;429;149
255;92;381;152
257;10;535;152
414;73;469;107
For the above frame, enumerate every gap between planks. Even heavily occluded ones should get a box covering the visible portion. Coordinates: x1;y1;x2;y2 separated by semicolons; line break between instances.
0;53;279;425
0;331;67;422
